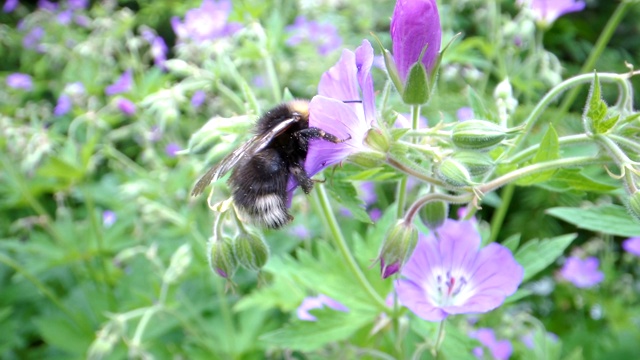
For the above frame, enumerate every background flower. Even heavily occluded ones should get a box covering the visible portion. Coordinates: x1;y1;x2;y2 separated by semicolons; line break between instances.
3;0;18;13
395;219;523;321
105;70;133;96
518;0;586;26
54;94;72;116
622;237;640;257
6;73;33;90
285;16;342;56
470;328;513;360
559;256;603;288
171;0;240;44
296;294;348;321
117;98;136;116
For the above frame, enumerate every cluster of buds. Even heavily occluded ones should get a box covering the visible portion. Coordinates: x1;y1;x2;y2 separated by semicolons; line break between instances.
208;229;270;279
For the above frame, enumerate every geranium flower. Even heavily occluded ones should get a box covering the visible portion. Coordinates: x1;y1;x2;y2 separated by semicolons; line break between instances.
165;143;181;157
6;73;33;90
3;0;18;13
518;0;585;26
559;256;603;288
142;30;168;68
102;210;117;228
296;294;348;321
622;237;640;257
54;94;72;116
171;0;240;44
470;328;513;360
191;90;206;108
304;39;376;177
117;98;136;116
105;70;133;96
395;219;523;321
23;26;44;50
285;16;342;56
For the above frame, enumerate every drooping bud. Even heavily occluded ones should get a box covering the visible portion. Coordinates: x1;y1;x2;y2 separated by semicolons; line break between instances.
419;200;449;230
233;232;270;271
451;119;508;151
378;220;418;279
364;127;391;152
207;236;238;278
451;150;495;176
627;191;640;222
436;158;473;187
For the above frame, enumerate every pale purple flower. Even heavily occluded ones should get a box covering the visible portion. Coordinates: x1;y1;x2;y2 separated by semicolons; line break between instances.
252;75;266;88
68;0;88;10
171;0;240;43
23;27;44;49
6;73;33;90
470;328;513;360
303;39;375;179
105;70;133;96
149;126;163;142
518;0;586;25
390;0;442;82
165;143;181;157
3;0;18;13
395;219;523;321
359;181;377;206
521;331;558;349
57;9;73;24
191;90;206;108
369;208;382;222
103;210;117;228
339;207;353;218
559;256;603;288
290;224;311;239
285;16;342;56
38;0;57;11
117;98;136;116
394;113;428;128
54;94;72;116
456;106;474;121
142;31;168;68
74;14;90;27
296;294;348;321
622;237;640;257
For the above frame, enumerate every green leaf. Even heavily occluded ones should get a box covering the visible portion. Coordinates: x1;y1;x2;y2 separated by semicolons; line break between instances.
515;234;577;282
517;125;559;185
467;86;489;120
402;62;429;105
371;33;404;95
37;156;84;182
326;181;371;223
596;114;619;134
536;169;617;193
583;71;608;134
546;204;640;237
502;233;521;253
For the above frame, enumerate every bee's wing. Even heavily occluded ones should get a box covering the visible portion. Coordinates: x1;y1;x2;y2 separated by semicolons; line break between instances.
191;117;298;196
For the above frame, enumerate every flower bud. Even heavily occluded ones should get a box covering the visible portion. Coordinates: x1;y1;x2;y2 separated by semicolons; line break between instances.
419;200;449;230
627;191;640;222
451;150;495;176
207;236;238;278
436;158;473;187
233;232;270;271
378;220;418;279
364;127;391;152
451;119;507;151
347;150;386;168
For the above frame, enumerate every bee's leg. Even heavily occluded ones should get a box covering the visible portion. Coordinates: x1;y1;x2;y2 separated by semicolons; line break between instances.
290;165;314;194
294;128;352;150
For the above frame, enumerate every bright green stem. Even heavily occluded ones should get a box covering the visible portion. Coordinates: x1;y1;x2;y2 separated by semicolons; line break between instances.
488;184;515;243
555;1;633;117
396;105;422;217
432;319;447;357
316;184;388;311
507;134;591;164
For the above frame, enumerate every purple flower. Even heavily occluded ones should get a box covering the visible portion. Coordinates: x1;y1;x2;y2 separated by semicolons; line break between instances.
518;0;585;25
38;0;57;11
103;210;117;228
165;143;181;157
54;94;72;116
6;73;33;90
23;26;44;49
359;181;377;206
622;237;640;257
290;224;311;239
117;98;136;116
390;0;442;82
521;331;558;349
470;328;513;360
171;0;240;43
68;0;88;10
456;106;474;121
304;40;375;178
142;30;168;68
296;294;348;321
191;90;206;108
369;208;382;222
3;0;18;13
285;16;342;56
57;9;73;24
394;113;428;128
105;70;133;96
395;218;523;321
149;126;163;142
559;256;603;288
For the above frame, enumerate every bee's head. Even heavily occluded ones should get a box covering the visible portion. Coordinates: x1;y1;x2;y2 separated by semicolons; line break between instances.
287;99;310;122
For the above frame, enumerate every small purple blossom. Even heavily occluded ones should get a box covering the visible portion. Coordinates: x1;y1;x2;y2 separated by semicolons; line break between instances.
559;256;603;288
57;9;73;24
395;218;523;321
23;26;44;49
359;181;377;206
285;16;342;56
456;106;474;121
290;224;311;239
68;0;88;10
103;210;117;228
390;0;442;82
191;90;206;108
117;98;136;116
6;73;33;90
521;331;558;349
3;0;18;13
105;70;133;96
470;328;513;360
54;94;72;116
339;207;353;218
369;208;382;222
38;0;57;11
171;0;240;44
149;126;163;142
622;237;640;257
518;0;586;25
296;294;348;321
142;31;168;68
165;143;181;157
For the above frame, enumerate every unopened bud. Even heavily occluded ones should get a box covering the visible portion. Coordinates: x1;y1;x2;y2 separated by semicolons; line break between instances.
436;158;473;187
208;236;238;278
627;191;640;222
419;200;449;230
364;127;391;152
347;150;386;168
494;78;514;101
378;220;418;279
233;232;270;271
451;120;507;151
451;150;495;176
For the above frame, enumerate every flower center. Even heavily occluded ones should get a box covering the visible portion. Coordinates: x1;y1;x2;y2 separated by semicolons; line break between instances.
433;270;468;306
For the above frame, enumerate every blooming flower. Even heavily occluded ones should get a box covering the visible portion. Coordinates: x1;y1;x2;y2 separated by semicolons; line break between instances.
470;328;513;360
359;181;377;206
6;73;33;90
165;143;181;157
304;39;376;178
456;106;474;122
290;224;311;239
296;294;348;321
395;219;523;321
57;9;73;25
369;208;382;222
3;0;18;13
102;210;117;228
23;26;44;50
521;331;558;349
142;30;168;68
191;90;206;108
105;70;133;96
390;0;441;82
171;0;240;44
38;0;57;11
622;237;640;257
68;0;88;10
117;98;136;116
518;0;586;26
285;16;342;56
54;94;72;116
559;256;603;288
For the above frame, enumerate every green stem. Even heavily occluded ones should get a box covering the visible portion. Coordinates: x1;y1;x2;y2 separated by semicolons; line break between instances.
432;319;447;358
316;184;387;311
506;134;591;164
396;105;422;217
555;1;633;118
488;184;515;243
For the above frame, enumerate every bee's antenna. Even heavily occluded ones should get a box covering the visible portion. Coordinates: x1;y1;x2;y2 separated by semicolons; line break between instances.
342;100;362;104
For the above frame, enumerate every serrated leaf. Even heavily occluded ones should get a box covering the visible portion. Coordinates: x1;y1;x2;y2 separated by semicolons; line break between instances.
546;205;640;237
515;234;576;282
516;125;559;185
402;62;429;105
467;86;489;120
502;233;521;253
596;114;619;134
326;182;371;223
584;72;608;133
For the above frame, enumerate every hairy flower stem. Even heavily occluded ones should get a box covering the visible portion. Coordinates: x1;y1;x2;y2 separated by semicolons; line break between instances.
316;184;388;312
432;319;447;357
396;105;422;217
488;184;515;244
404;193;472;225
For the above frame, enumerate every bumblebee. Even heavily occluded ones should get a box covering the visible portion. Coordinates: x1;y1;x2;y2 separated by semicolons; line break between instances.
192;100;350;228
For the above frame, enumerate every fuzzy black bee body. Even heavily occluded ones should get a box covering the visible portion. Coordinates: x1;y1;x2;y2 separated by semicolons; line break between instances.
192;100;348;229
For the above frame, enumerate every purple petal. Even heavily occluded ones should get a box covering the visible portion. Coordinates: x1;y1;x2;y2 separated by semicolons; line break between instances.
318;49;360;102
105;69;133;96
359;181;377;205
395;279;448;321
559;256;604;288
522;0;586;24
117;98;136;116
38;0;57;11
23;26;44;49
296;294;348;321
622;237;640;257
68;0;89;10
165;143;181;157
354;40;376;123
57;9;73;25
191;90;206;108
6;73;33;90
456;106;474;121
3;0;18;13
470;328;513;360
102;210;117;228
54;94;72;116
